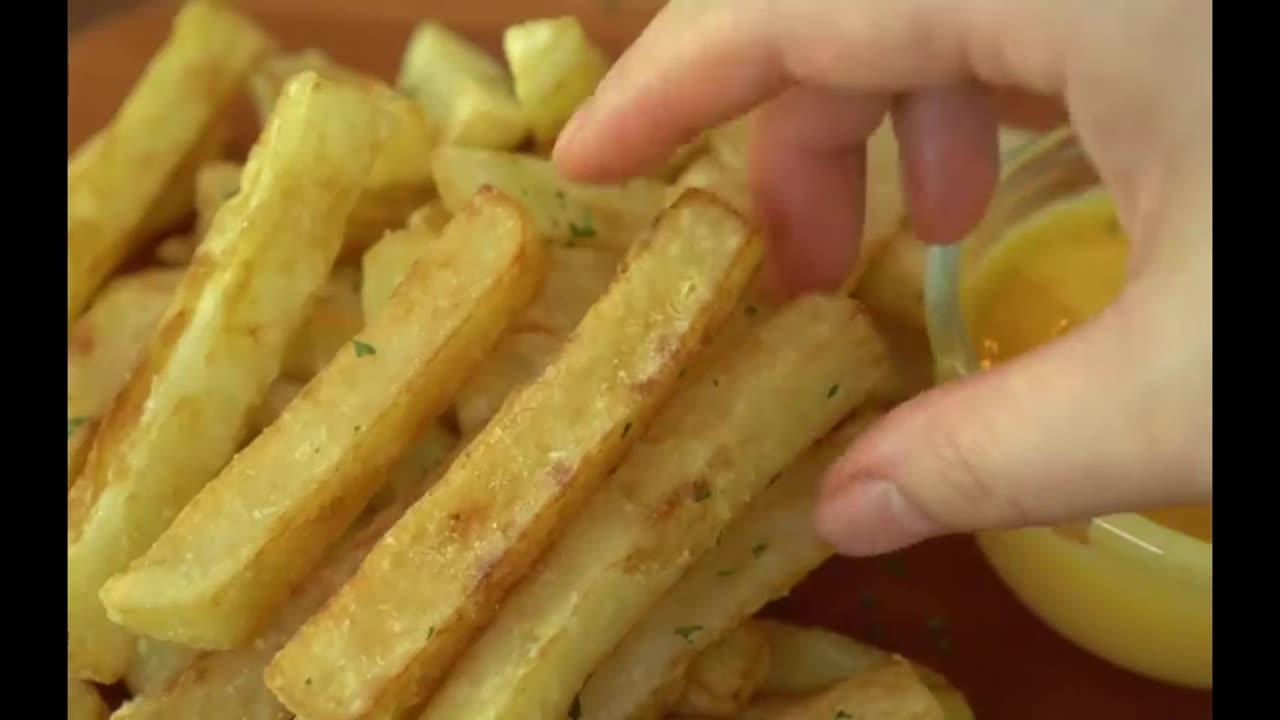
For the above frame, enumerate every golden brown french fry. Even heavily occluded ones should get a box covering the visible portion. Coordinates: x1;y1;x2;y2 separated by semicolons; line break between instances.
67;1;272;327
360;222;437;320
579;413;881;719
194;160;242;237
669;153;751;217
672;622;773;718
69;678;109;720
67;73;393;682
266;190;762;720
760;658;943;720
248;49;439;255
432;145;666;249
124;636;199;697
68;269;184;489
111;496;415;720
855;228;927;329
422;296;887;720
503;16;607;147
758;621;973;720
862;119;907;249
521;245;619;334
454;331;561;436
867;319;934;407
101;188;545;650
757;621;890;696
282;267;364;381
407;199;452;233
248;378;305;434
397;22;528;149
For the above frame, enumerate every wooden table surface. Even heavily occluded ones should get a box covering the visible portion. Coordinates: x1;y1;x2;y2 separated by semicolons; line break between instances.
68;2;1213;718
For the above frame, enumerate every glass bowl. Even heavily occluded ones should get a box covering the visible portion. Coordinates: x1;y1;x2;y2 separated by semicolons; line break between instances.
922;127;1213;690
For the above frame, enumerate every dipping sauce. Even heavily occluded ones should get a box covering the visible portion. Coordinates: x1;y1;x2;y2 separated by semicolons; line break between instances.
961;190;1212;542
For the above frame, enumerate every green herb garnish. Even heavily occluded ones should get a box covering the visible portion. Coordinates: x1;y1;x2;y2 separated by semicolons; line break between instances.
752;542;768;558
622;421;633;438
674;625;703;642
67;417;90;438
569;694;582;719
352;339;377;357
427;626;436;639
716;568;738;577
836;712;854;719
745;304;759;317
569;218;596;238
827;384;840;399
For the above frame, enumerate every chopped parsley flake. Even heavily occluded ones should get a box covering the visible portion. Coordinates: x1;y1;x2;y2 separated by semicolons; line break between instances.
67;417;90;438
827;384;840;399
752;543;768;558
745;304;759;317
352;339;377;357
836;711;854;719
716;568;738;578
622;421;633;438
569;694;582;719
693;482;711;502
427;626;436;639
674;625;703;642
569;218;596;238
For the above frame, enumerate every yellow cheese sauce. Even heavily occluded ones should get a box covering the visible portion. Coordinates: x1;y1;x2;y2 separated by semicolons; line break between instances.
962;190;1212;543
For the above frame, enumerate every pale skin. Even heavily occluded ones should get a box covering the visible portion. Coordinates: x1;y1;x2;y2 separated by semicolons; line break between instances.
554;0;1212;556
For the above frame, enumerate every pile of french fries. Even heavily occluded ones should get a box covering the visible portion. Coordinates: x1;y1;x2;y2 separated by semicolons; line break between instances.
69;3;1036;719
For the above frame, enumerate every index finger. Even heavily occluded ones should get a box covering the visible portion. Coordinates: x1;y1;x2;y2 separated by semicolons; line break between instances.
552;0;1071;181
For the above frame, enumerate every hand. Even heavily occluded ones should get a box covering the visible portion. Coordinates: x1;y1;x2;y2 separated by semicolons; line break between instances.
554;0;1212;555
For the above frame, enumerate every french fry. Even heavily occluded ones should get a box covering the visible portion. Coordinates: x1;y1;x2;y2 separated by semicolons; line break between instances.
867;319;935;407
124;636;198;697
862;119;907;250
68;269;184;489
503;16;607;147
69;678;109;720
282;267;364;381
247;49;440;256
752;658;944;720
266;190;762;720
855;228;927;330
432;145;666;248
578;413;881;719
422;296;887;720
669;153;751;217
194;160;242;237
360;222;437;320
67;73;393;682
249;378;305;434
672;622;773;718
67;1;272;327
397;22;528;149
522;245;619;334
101;188;545;649
72;123;227;246
757;621;891;696
407;199;452;233
758;621;973;720
454;331;562;436
111;496;415;720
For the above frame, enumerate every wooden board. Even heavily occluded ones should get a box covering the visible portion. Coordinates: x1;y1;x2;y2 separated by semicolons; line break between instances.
67;2;1212;718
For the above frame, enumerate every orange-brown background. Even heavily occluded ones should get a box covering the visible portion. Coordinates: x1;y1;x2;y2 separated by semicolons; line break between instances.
68;2;1212;718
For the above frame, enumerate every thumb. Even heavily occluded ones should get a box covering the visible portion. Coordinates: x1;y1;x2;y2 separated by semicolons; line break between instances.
815;288;1209;556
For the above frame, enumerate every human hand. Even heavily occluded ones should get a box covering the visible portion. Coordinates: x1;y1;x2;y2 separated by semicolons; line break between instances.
553;0;1212;555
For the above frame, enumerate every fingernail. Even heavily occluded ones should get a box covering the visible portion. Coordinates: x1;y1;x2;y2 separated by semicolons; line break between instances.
815;476;939;557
